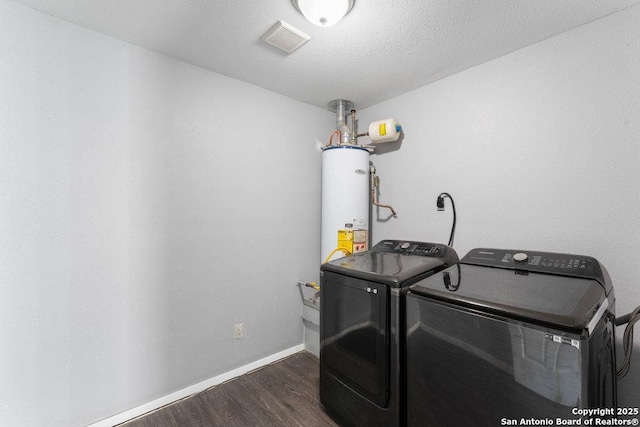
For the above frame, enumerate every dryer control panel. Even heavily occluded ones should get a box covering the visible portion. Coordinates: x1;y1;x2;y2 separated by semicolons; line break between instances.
461;248;610;291
372;240;447;257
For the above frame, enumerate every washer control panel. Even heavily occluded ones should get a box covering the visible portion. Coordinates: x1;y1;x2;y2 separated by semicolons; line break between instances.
461;248;605;284
372;240;446;257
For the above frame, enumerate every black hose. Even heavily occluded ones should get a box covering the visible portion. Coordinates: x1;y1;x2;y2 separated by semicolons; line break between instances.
437;193;457;247
616;313;632;326
616;305;640;380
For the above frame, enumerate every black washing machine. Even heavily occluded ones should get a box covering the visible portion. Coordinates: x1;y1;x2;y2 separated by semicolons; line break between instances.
406;248;617;426
320;240;459;427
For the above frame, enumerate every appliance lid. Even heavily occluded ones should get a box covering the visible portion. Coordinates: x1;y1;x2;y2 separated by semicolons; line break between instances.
409;249;613;332
321;240;459;287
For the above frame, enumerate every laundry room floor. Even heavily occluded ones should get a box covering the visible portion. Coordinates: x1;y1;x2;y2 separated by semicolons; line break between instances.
118;351;338;427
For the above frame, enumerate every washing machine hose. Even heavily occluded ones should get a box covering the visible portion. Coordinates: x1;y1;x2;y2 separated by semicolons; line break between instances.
615;305;640;380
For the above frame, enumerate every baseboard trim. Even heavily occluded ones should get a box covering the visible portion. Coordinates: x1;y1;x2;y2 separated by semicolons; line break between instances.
89;344;306;427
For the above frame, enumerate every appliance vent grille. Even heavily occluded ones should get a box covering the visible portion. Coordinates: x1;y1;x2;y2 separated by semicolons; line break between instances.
261;21;310;53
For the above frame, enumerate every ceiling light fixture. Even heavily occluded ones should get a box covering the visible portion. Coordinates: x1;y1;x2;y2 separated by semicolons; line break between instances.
292;0;354;27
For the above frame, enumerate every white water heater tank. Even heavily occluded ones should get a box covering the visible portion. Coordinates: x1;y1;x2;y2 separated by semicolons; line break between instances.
321;146;370;263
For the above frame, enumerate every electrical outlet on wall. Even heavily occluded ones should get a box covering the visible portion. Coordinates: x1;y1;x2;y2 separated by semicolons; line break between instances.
233;322;244;339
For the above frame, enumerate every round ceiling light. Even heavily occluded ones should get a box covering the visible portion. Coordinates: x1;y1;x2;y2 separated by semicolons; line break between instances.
292;0;355;27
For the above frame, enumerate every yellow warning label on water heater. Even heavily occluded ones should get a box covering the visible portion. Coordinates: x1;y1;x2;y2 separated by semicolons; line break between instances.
379;123;387;136
337;230;353;253
337;229;368;254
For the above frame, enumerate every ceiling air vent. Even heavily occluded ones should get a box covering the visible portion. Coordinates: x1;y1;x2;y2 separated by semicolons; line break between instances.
261;20;310;54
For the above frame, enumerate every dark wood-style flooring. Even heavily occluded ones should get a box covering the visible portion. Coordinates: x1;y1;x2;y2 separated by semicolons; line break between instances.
119;351;338;427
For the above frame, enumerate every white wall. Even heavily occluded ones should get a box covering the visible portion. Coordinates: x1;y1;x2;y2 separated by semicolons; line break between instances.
362;5;640;406
0;2;331;426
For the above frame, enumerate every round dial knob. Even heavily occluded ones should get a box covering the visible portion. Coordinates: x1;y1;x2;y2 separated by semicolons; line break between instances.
513;252;529;264
400;242;411;249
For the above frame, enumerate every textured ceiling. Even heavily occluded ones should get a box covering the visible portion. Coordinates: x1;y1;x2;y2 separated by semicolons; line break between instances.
10;0;640;109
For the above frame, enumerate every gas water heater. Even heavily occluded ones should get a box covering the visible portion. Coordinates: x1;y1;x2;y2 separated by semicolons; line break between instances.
320;99;402;263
